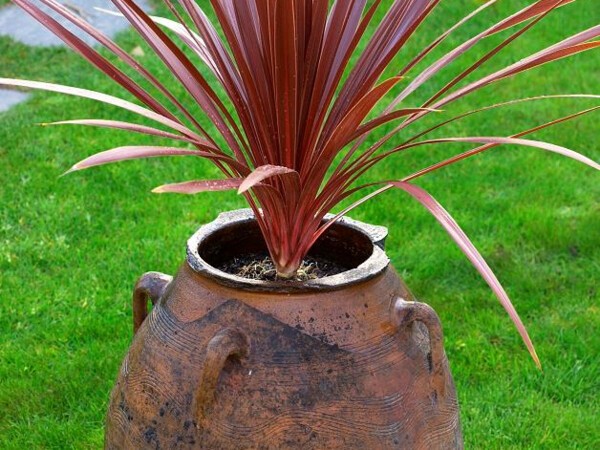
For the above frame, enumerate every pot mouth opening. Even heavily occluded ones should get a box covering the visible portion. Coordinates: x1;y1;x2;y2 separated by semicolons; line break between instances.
187;209;390;292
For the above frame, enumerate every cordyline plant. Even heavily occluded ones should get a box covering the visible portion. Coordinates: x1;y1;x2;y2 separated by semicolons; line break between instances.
1;0;599;368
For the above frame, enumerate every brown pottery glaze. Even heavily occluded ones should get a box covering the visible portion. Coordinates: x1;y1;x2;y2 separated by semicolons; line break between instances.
105;210;462;449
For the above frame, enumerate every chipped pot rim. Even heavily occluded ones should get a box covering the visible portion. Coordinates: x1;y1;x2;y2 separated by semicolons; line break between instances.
186;209;390;293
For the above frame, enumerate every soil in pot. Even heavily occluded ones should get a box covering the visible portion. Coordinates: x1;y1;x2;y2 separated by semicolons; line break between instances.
218;252;346;281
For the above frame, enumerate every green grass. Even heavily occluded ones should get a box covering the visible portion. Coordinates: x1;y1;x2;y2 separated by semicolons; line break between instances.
1;1;599;448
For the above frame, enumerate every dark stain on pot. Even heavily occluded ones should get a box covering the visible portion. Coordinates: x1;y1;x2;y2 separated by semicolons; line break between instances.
314;331;332;345
118;393;134;422
430;389;439;405
143;425;158;445
427;351;433;372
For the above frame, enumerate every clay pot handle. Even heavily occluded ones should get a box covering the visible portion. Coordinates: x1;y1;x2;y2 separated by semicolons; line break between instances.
195;328;249;424
132;271;172;334
393;297;446;396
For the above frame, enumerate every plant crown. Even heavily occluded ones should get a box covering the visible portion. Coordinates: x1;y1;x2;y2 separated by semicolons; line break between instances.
2;0;599;368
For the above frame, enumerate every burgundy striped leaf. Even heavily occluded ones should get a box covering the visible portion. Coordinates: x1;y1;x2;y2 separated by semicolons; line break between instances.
0;78;203;141
330;106;441;177
317;77;404;166
298;0;368;167
54;1;210;135
65;146;226;173
12;0;176;120
402;137;600;170
97;7;219;74
389;0;571;109
389;181;541;369
313;102;600;257
331;105;600;218
403;106;600;182
238;165;299;194
111;0;247;160
44;119;201;144
426;27;600;113
398;0;498;78
400;94;600;148
347;108;440;144
153;178;244;194
8;0;599;306
273;0;300;168
487;0;575;36
327;0;436;129
353;135;600;184
350;0;567;156
421;1;562;108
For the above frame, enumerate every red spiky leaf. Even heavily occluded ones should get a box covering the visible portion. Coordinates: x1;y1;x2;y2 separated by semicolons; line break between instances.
5;0;599;366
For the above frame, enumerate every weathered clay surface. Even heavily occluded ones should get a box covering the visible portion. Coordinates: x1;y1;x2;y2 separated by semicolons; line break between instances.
105;213;462;449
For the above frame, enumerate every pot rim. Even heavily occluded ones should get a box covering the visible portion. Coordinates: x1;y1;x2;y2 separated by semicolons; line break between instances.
186;209;390;293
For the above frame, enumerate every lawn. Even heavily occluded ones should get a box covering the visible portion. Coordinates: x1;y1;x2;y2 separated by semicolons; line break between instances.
1;0;599;448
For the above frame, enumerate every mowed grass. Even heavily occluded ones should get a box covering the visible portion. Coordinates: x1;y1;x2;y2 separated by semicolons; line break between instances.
1;1;599;448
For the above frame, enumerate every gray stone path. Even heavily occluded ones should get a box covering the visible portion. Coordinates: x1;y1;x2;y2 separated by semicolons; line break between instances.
0;89;31;113
0;0;152;113
0;0;152;46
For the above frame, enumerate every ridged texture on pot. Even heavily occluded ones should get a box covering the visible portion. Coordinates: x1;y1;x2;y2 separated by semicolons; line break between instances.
105;264;462;449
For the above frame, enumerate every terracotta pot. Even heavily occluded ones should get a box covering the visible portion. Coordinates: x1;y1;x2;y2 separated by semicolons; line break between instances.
105;210;462;449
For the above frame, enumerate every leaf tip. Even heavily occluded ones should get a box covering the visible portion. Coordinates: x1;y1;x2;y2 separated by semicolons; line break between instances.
59;167;76;177
531;349;542;371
